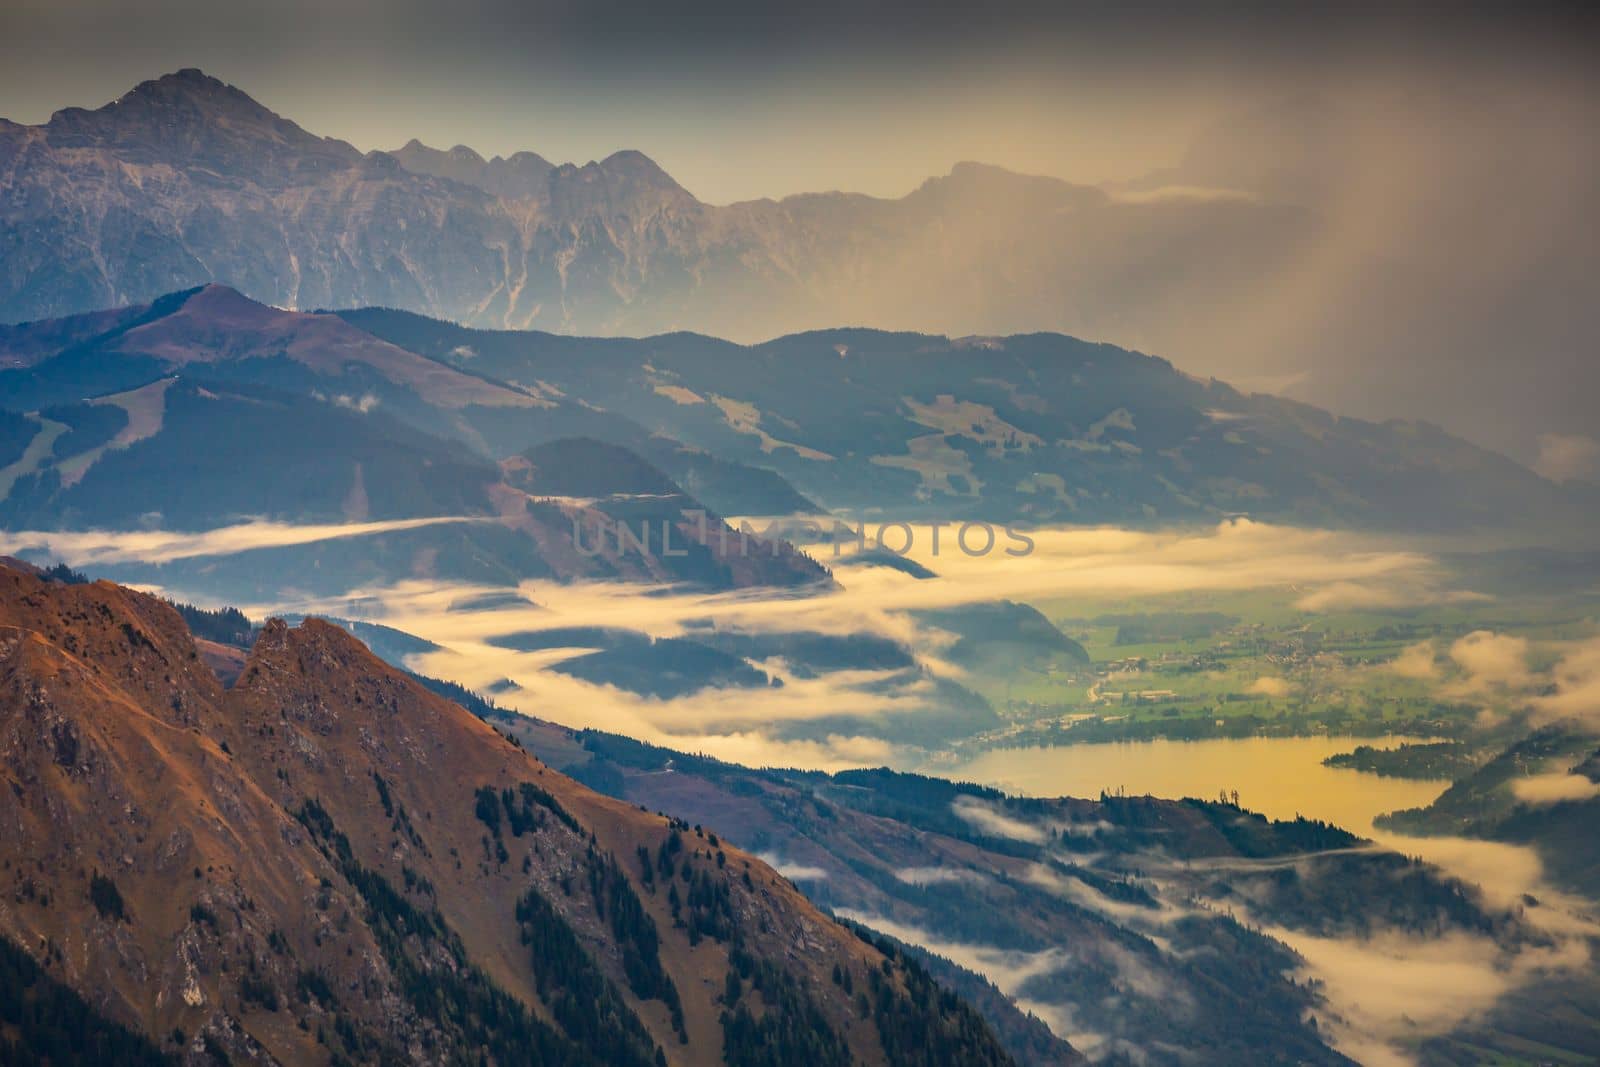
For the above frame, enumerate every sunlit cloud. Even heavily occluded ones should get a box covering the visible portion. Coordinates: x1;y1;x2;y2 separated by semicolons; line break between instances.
1532;636;1600;731
1381;631;1600;730
1387;641;1440;680
1511;772;1600;806
0;517;488;567
168;518;1494;766
1247;676;1292;698
1266;926;1591;1067
1441;630;1536;700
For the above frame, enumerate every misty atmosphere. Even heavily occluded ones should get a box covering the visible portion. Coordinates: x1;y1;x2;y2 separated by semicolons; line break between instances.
0;4;1596;1066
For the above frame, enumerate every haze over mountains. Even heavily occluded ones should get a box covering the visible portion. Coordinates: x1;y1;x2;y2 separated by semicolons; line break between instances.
3;67;1595;472
2;68;1277;342
2;35;1597;1067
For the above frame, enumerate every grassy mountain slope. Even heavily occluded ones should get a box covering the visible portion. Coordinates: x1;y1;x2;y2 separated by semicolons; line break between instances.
342;308;1593;533
0;296;829;595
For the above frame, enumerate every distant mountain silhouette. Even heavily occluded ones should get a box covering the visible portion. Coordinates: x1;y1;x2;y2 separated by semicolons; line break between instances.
0;69;1309;346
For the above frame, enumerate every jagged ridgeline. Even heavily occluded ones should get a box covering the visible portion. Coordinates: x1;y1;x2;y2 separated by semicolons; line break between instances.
0;561;1015;1065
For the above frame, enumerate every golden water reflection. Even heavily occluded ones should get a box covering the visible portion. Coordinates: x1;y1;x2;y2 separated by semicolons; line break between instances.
932;736;1448;835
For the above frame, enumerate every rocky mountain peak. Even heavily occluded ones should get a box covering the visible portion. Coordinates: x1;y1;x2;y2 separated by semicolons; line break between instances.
548;148;697;216
388;137;556;199
127;67;245;102
42;67;360;177
54;68;265;129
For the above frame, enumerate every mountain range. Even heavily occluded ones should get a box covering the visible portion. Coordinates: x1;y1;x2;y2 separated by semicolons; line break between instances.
4;66;1597;475
0;284;1588;581
343;305;1593;532
0;69;1311;344
0;286;831;598
0;67;1592;545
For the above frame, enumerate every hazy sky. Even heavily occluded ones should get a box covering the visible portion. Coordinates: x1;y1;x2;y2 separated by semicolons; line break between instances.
0;1;1591;203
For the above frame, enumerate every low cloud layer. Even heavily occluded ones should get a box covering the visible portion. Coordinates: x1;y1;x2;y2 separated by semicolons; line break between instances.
894;866;990;888
61;514;1594;1064
0;517;487;567
1384;631;1600;732
1387;641;1440;680
1444;630;1535;698
1511;772;1600;806
830;910;1076;1038
1269;927;1591;1067
145;518;1489;769
1534;636;1600;731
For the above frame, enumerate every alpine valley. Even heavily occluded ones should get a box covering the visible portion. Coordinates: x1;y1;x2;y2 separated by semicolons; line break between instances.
1;65;1598;1067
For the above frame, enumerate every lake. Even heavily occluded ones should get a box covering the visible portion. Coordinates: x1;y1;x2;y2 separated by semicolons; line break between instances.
927;735;1448;835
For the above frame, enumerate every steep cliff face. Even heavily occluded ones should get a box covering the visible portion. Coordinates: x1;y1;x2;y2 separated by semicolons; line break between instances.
0;562;1009;1064
0;70;719;333
1;70;512;325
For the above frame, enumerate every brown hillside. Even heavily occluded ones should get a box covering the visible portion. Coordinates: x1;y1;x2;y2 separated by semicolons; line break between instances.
0;563;1010;1065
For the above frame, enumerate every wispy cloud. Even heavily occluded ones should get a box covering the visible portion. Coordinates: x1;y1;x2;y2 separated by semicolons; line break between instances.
1293;580;1487;614
1532;433;1600;484
1023;863;1190;927
895;866;989;887
0;517;488;567
754;852;828;882
313;389;381;413
950;796;1047;843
